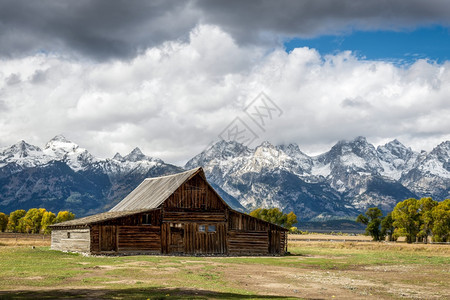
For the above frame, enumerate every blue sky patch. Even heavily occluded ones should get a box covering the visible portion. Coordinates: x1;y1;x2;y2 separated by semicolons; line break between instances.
284;26;450;65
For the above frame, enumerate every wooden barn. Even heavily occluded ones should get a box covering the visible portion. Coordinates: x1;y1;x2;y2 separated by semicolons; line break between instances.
50;167;288;256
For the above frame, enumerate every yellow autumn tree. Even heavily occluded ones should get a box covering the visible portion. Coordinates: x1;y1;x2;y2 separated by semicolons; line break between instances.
55;211;75;223
41;211;56;234
7;209;26;232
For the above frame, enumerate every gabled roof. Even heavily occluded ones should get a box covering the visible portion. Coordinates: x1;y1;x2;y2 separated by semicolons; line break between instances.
49;209;154;228
109;167;207;212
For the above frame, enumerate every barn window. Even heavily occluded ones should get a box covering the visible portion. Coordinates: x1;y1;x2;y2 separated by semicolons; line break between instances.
142;214;152;225
207;225;216;232
67;232;71;238
198;225;206;232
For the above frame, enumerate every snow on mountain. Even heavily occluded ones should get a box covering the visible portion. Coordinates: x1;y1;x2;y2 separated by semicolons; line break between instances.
0;140;46;169
42;135;97;171
311;137;383;194
186;140;355;219
0;135;97;172
418;141;450;179
186;136;448;219
377;139;418;180
400;141;450;200
0;135;448;220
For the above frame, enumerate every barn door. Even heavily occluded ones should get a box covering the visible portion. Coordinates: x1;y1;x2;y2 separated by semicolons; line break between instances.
100;225;117;252
169;223;184;253
269;230;281;254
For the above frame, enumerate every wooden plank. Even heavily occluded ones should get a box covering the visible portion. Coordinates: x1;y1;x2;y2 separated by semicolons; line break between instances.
227;230;269;255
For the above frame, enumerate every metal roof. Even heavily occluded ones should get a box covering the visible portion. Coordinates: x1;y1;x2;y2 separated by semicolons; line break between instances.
109;167;203;212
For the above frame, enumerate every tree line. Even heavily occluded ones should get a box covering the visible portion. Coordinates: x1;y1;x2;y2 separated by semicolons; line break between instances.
0;208;75;234
356;198;449;243
250;207;298;229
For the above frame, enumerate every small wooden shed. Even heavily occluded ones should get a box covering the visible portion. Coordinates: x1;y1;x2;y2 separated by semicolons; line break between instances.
50;167;288;255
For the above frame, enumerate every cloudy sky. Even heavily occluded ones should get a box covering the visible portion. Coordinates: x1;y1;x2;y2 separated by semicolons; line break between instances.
1;0;450;164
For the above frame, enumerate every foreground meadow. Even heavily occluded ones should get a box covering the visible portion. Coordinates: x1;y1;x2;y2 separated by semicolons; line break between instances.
0;234;448;299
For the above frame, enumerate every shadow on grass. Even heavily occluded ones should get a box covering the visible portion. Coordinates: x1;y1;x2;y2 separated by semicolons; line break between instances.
0;287;296;299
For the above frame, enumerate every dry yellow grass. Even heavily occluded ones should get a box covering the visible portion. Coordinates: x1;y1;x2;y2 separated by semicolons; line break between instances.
0;233;51;247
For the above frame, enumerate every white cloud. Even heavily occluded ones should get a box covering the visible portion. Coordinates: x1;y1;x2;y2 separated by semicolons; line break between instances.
0;25;449;164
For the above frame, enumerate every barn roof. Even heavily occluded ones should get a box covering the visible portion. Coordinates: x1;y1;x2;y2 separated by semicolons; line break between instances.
49;209;154;228
109;167;205;212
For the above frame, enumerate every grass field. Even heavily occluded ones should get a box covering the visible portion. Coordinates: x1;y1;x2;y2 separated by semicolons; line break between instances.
0;234;448;299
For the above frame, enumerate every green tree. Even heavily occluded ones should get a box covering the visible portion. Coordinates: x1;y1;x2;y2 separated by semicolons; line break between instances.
356;207;384;241
55;211;75;223
0;212;8;232
250;208;297;228
286;212;298;229
417;197;438;243
41;211;56;234
392;198;421;243
381;212;396;241
7;209;26;232
431;199;450;242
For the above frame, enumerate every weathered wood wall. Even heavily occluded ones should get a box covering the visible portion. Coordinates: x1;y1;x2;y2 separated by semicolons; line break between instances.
228;210;287;255
118;226;161;252
160;174;229;255
228;230;269;255
164;174;227;211
90;210;162;254
51;228;90;252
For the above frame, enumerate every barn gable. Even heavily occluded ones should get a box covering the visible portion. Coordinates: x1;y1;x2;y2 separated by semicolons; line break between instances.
110;167;203;211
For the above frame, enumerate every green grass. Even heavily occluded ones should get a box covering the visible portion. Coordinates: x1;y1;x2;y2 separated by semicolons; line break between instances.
0;242;448;299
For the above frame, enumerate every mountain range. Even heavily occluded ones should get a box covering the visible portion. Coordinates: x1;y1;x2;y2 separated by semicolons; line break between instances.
0;135;448;221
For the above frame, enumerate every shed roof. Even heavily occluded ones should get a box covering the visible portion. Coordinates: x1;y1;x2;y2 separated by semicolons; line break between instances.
109;167;204;212
49;209;153;227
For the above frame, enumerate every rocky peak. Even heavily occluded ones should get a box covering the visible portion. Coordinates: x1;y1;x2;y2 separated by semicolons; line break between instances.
211;140;250;158
112;152;124;161
124;147;146;162
1;140;42;159
378;139;413;160
185;140;251;169
430;141;450;159
44;135;78;152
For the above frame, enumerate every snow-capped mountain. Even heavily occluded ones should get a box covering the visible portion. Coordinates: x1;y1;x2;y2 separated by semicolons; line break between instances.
400;141;450;200
186;137;449;220
0;135;244;217
186;140;353;220
377;139;418;180
0;135;448;221
0;140;45;169
0;135;96;171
